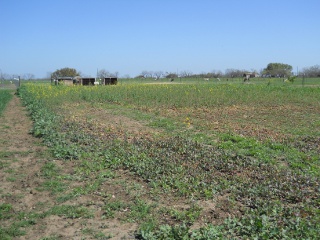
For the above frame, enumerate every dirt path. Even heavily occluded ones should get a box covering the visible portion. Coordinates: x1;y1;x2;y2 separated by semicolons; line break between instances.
0;93;44;211
0;94;137;239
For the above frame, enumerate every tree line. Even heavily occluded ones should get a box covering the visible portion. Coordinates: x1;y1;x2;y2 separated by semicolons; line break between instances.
0;71;35;81
135;63;320;79
1;63;320;81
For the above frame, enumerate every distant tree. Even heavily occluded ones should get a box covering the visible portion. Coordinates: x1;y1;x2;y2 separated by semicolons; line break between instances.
142;71;154;78
263;63;292;77
51;67;80;79
180;70;193;78
0;70;11;81
165;73;178;79
24;73;35;80
301;65;320;77
154;71;164;79
97;69;111;79
225;69;247;78
97;69;119;79
123;74;131;79
135;74;145;79
199;73;207;78
140;71;148;78
3;73;11;80
211;70;223;78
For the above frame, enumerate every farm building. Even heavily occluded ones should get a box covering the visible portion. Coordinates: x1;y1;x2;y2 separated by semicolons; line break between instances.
52;76;117;86
103;77;118;85
53;76;96;86
80;78;96;85
53;77;75;85
243;72;260;78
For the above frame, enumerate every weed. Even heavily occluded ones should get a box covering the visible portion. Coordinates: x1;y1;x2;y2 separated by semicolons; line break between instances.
127;199;154;223
39;236;62;240
0;203;13;220
39;179;67;194
0;207;39;239
47;205;94;219
163;204;202;225
6;176;16;182
41;162;61;178
81;228;112;239
103;201;128;219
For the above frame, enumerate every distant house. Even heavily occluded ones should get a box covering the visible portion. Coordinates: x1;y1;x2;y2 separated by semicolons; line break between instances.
80;78;96;85
53;76;95;86
54;77;74;85
103;77;118;85
243;72;259;78
52;76;118;86
243;72;260;81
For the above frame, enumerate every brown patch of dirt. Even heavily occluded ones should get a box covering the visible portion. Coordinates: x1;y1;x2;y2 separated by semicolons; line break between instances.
60;102;162;142
194;194;244;228
161;104;320;142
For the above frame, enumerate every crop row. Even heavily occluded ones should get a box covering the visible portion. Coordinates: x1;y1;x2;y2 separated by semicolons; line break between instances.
18;84;320;238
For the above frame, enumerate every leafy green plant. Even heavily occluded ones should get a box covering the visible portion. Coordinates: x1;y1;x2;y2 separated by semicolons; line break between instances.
0;203;13;220
127;199;154;223
47;205;93;219
0;90;13;116
136;224;190;239
39;179;67;194
81;228;112;239
103;201;128;218
41;162;61;178
0;206;39;239
163;204;202;226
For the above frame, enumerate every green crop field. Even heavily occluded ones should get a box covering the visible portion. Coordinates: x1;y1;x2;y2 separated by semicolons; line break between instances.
15;80;320;238
116;76;320;86
0;90;13;116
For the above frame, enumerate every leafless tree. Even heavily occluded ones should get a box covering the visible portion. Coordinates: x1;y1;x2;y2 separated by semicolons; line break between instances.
97;69;111;79
301;65;320;77
140;71;148;78
147;71;154;78
141;71;154;78
225;68;247;78
154;71;163;79
211;70;223;78
165;73;178;79
180;70;193;78
24;73;35;81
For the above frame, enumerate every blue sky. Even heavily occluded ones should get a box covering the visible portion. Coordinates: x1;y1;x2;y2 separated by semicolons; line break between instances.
1;0;319;78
